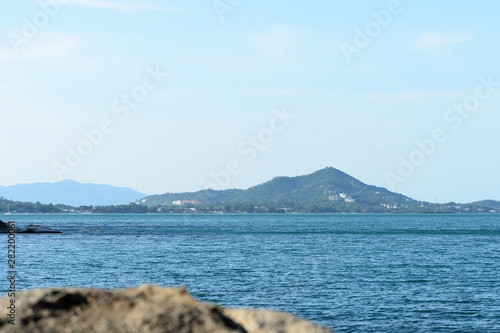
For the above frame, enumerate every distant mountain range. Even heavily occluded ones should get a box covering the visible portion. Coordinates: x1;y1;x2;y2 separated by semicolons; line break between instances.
1;168;498;213
0;180;145;206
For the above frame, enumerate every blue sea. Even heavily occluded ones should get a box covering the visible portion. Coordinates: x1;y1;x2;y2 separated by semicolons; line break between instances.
2;214;500;332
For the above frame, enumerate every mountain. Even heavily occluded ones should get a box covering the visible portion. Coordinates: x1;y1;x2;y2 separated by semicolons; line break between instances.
140;167;415;207
0;169;497;214
473;200;500;210
0;180;146;206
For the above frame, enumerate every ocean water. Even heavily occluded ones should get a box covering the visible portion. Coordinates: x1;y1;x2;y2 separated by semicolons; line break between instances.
2;214;500;333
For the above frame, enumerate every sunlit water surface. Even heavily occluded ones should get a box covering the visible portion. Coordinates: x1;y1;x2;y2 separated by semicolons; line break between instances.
3;214;500;333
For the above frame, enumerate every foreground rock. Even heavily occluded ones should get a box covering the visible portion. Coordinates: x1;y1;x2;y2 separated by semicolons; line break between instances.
0;220;61;233
0;285;333;333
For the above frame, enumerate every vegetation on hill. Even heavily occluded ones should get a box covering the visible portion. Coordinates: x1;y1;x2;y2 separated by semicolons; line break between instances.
140;168;414;206
0;198;72;214
473;200;500;210
1;168;499;214
0;198;154;214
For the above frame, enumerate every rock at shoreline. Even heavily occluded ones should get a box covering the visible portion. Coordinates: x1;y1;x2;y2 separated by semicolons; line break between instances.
0;220;61;233
0;285;334;333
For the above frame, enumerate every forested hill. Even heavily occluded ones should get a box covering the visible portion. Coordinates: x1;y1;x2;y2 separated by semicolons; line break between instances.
2;168;498;214
473;200;500;210
139;167;415;206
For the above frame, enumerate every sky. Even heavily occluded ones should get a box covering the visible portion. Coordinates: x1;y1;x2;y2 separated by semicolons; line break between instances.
0;0;499;203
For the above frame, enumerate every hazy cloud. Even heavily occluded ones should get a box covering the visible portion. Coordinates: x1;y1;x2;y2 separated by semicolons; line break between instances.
0;34;80;61
253;26;297;61
415;32;475;51
342;90;465;103
256;89;464;102
67;0;187;12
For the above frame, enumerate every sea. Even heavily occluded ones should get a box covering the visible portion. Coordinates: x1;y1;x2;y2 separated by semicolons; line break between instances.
2;214;499;333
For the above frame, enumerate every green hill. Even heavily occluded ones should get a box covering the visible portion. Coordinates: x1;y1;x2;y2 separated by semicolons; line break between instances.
2;168;498;214
139;167;415;207
138;189;244;207
473;200;500;210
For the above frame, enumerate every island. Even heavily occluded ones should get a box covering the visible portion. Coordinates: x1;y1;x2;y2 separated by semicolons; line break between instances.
1;168;499;214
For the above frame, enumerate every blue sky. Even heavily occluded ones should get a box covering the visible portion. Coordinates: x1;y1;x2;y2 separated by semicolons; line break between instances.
0;0;499;203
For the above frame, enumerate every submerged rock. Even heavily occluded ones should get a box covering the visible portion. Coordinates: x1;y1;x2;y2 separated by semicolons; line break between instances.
0;220;61;233
0;285;333;333
15;225;62;233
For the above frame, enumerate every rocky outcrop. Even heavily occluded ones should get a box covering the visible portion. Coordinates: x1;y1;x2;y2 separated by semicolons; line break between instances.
14;225;62;233
0;285;333;333
0;220;61;233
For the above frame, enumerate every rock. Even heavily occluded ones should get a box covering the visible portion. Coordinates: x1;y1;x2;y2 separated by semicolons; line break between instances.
0;220;61;233
0;220;11;233
15;225;62;233
0;285;334;333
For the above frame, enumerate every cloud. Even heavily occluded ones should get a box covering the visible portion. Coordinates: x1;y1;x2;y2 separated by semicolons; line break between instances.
253;26;297;61
256;88;317;95
344;90;465;102
66;0;187;12
415;32;475;51
0;34;80;61
257;88;465;102
150;88;206;100
0;110;66;129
